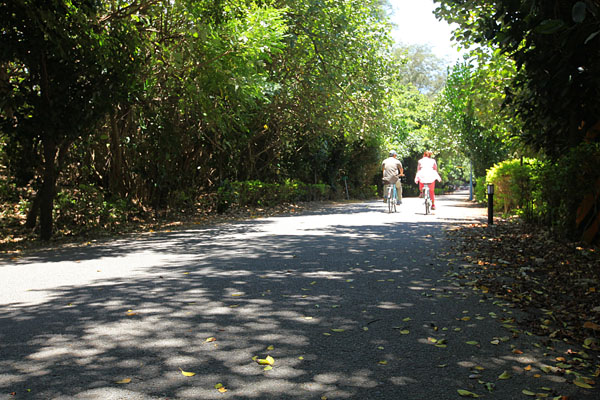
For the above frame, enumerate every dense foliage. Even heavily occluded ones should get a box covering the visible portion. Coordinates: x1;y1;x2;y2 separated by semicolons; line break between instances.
435;0;600;242
2;0;598;244
1;0;399;240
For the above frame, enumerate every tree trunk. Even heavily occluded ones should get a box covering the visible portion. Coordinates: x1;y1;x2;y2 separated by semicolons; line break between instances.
39;136;58;241
25;190;41;229
109;109;125;197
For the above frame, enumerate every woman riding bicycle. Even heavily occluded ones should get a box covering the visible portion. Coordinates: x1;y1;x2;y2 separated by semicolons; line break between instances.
415;150;441;210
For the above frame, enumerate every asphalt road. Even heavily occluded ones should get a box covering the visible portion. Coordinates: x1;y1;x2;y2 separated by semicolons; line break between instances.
1;192;597;399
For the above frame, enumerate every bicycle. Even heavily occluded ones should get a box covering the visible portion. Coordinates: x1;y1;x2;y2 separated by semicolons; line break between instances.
422;184;432;215
386;183;398;213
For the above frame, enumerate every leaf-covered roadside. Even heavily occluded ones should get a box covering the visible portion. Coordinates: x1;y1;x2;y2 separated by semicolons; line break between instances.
446;217;599;352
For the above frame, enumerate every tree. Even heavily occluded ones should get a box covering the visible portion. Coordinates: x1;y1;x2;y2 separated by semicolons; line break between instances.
0;0;141;239
434;0;600;158
394;43;447;97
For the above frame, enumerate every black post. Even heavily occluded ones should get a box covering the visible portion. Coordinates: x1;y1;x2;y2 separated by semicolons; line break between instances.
487;184;494;225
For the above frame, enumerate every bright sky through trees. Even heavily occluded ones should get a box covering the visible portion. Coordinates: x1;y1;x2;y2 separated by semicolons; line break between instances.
388;0;461;64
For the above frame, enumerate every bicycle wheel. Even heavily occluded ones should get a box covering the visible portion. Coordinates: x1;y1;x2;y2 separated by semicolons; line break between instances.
387;186;393;213
424;188;430;215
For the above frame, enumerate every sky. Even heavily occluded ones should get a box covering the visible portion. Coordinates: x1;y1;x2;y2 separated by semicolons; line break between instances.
388;0;462;64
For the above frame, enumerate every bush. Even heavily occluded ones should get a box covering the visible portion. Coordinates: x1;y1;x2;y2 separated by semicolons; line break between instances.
54;184;135;233
216;180;332;213
482;158;537;215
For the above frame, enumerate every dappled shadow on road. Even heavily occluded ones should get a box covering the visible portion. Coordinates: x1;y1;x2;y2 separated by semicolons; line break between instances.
0;213;594;399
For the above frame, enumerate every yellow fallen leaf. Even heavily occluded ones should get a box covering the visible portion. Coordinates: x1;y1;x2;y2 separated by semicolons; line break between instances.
457;389;480;397
378;360;388;365
263;365;273;371
573;378;593;389
231;293;243;297
466;341;479;345
524;365;532;371
179;368;196;376
498;371;511;380
331;329;345;332
298;356;304;360
400;330;410;335
205;337;216;342
115;378;131;384
522;389;536;396
267;345;274;350
257;355;274;365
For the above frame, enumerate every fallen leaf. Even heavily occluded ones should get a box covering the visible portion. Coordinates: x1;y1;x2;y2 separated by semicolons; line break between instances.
522;389;536;396
179;368;196;377
267;345;274;350
263;365;273;371
583;321;600;331
331;329;345;332
573;378;593;389
457;389;480;397
257;355;275;365
115;378;131;384
466;341;479;346
205;337;216;342
498;371;511;380
524;365;532;371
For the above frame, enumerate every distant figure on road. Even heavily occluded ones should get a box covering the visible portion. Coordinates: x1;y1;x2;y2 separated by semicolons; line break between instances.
415;150;442;210
381;150;404;205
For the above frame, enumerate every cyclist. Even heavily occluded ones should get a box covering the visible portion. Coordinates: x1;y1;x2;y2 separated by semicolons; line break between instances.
414;150;441;210
381;150;404;205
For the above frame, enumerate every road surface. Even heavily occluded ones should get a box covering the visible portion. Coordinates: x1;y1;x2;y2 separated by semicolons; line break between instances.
1;192;596;399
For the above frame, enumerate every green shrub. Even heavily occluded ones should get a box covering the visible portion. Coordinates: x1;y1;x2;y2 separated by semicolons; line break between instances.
216;180;332;213
474;176;487;204
484;158;537;215
54;184;134;233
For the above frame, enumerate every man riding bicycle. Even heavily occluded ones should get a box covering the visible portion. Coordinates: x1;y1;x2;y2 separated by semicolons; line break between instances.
381;150;404;205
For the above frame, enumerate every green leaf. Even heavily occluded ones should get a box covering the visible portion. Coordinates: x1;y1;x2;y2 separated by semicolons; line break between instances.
457;389;480;397
572;2;587;23
498;371;511;380
585;31;600;44
535;20;565;34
